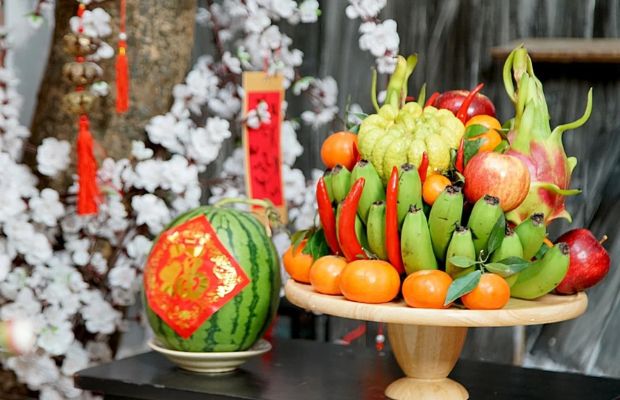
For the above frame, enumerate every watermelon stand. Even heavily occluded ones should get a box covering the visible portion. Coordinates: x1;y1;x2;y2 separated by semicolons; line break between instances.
285;280;587;400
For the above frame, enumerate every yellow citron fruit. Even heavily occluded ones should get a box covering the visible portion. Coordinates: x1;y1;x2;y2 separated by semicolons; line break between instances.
357;104;464;181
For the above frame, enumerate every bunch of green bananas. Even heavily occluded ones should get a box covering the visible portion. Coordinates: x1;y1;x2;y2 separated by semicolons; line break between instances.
357;103;464;182
329;158;570;300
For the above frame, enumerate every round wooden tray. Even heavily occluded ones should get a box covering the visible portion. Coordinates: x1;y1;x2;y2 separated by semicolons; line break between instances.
285;280;588;400
285;280;588;327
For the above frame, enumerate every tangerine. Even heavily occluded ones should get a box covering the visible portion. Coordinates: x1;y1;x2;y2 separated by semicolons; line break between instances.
461;273;510;310
320;131;359;171
309;255;348;295
422;174;452;205
402;270;453;309
282;240;314;284
339;260;400;304
465;115;502;131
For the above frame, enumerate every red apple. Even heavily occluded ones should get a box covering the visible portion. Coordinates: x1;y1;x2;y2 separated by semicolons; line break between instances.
463;152;530;211
555;229;611;294
433;90;496;120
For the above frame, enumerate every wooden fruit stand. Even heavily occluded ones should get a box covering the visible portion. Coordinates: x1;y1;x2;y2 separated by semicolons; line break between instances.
285;280;588;400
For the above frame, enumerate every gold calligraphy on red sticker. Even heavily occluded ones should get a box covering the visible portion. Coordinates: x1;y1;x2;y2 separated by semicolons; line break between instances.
144;215;250;338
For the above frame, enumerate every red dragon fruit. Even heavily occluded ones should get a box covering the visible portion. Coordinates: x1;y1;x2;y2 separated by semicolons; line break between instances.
503;47;592;225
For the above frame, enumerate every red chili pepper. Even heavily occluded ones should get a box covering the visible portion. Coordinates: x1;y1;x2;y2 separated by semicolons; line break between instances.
418;152;429;183
338;178;368;262
385;167;404;274
316;177;340;255
455;138;465;173
455;83;484;123
425;92;440;108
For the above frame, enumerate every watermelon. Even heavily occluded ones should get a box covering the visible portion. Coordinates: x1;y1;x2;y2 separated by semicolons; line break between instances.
145;206;281;352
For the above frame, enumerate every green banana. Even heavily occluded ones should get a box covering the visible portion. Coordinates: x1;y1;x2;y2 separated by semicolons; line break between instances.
514;213;546;260
323;169;335;202
510;242;570;299
445;226;476;278
491;227;524;261
428;185;464;261
490;227;525;287
467;195;503;258
331;165;351;203
401;206;438;274
366;201;388;260
351;160;385;223
336;204;369;251
397;163;423;226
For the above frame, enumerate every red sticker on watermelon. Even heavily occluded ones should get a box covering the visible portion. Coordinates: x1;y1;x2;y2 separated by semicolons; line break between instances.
144;215;250;339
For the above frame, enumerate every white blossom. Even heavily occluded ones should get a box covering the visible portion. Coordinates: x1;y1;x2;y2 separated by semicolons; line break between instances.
246;100;272;129
109;263;136;290
70;8;112;38
6;353;59;390
131;194;171;235
126;235;152;265
346;0;386;19
223;51;242;74
81;292;121;334
358;20;399;73
131;141;154;160
281;120;303;166
61;342;90;376
38;319;74;356
298;0;320;23
37;138;71;177
30;189;65;227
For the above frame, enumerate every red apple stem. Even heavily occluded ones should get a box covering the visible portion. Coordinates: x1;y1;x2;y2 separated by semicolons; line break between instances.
599;235;608;246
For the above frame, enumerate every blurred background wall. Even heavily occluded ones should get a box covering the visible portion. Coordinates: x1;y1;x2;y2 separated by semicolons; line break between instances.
8;0;620;378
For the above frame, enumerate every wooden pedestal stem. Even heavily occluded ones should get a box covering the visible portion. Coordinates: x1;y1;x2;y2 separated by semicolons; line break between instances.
385;324;468;400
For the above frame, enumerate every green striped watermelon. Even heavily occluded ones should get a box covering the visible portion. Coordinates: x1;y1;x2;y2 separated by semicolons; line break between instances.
145;206;281;352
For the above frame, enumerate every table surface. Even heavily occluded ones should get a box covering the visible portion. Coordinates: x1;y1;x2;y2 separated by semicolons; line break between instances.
75;339;620;400
285;280;588;327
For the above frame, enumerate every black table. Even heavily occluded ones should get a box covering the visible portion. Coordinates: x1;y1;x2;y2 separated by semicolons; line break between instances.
75;339;620;400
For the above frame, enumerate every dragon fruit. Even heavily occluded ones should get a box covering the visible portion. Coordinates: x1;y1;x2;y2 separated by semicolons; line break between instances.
503;47;592;225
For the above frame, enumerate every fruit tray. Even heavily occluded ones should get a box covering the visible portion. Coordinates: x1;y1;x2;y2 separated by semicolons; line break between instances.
285;279;587;400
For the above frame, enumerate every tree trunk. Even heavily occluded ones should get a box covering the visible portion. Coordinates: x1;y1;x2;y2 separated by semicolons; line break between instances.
29;0;197;162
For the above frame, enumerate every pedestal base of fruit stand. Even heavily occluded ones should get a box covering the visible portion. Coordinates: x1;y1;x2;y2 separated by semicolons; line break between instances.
284;280;588;400
385;324;468;399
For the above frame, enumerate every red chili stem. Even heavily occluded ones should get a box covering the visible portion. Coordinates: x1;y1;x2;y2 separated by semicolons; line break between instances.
338;178;368;262
385;167;405;274
455;83;484;123
455;138;465;173
418;152;429;183
316;177;341;255
425;92;440;108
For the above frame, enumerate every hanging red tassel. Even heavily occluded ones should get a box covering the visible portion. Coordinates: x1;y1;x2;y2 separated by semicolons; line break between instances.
115;0;129;113
76;115;100;215
115;41;129;113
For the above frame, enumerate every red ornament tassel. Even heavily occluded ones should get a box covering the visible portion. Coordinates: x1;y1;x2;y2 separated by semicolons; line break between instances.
115;0;129;113
76;115;100;215
115;41;129;113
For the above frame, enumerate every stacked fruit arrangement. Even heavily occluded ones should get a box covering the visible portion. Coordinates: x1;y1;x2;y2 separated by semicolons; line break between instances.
285;47;611;310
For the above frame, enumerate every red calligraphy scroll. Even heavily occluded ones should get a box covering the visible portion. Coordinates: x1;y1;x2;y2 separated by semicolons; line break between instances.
242;72;287;222
144;215;250;339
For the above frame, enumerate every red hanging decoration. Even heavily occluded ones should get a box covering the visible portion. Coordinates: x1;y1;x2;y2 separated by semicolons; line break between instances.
115;0;129;113
76;115;100;215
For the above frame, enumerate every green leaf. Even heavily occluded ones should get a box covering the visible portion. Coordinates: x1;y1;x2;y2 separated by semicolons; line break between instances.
301;229;330;261
493;140;510;153
464;124;489;139
486;214;506;256
349;124;360;134
292;228;313;253
534;242;551;260
484;257;530;277
445;270;482;305
416;83;427;106
448;256;477;268
464;138;483;166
